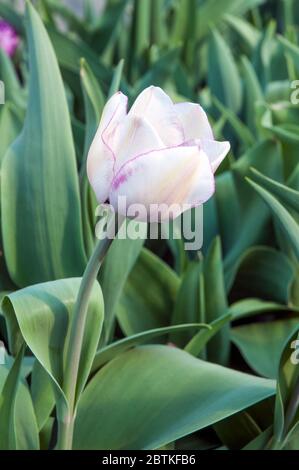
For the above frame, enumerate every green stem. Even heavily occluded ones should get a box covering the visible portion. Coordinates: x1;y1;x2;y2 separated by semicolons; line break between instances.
57;214;124;450
284;375;299;433
57;415;75;450
268;437;283;450
268;376;299;451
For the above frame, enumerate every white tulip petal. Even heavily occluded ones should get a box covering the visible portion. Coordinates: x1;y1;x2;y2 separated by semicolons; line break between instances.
175;102;214;141
110;145;215;222
200;139;230;172
87;92;128;202
129;86;184;146
113;115;165;173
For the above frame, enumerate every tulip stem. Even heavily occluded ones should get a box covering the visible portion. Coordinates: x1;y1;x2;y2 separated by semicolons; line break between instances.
57;213;124;450
284;375;299;434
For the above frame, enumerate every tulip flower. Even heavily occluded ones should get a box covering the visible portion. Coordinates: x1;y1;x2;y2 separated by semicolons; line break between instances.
87;86;230;222
0;20;19;57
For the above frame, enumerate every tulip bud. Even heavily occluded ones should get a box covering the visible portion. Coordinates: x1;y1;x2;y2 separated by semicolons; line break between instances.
87;86;230;222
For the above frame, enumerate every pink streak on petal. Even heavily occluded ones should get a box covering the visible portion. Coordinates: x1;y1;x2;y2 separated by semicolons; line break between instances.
112;142;193;188
112;171;132;191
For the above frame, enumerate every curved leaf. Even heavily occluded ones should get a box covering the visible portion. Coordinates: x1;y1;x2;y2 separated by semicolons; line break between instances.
1;277;104;412
208;30;242;113
0;350;39;450
1;3;86;287
232;319;299;378
91;323;210;373
74;345;275;450
247;178;299;260
250;168;299;215
116;247;179;337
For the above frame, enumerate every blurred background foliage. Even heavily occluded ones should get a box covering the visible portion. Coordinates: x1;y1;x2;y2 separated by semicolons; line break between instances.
0;0;299;451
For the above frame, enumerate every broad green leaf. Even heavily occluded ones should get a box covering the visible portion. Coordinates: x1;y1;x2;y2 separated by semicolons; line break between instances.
259;123;299;178
208;30;242;113
197;0;265;40
91;323;210;373
170;0;197;68
223;140;283;278
31;360;55;431
210;173;239;263
47;27;112;92
108;59;124;98
267;92;299;122
151;0;167;46
0;345;25;449
170;261;203;347
282;0;296;30
203;196;220;257
164;217;189;275
289;163;299;191
253;20;279;87
241;56;263;133
0;348;39;450
225;14;260;50
72;116;85;164
247;178;299;260
279;35;299;75
2;355;35;380
80;58;105;155
132;0;151;57
213;97;255;147
1;277;104;411
79;59;105;257
272;325;299;448
229;298;299;320
0;102;23;165
232;246;295;304
1;3;86;287
74;345;275;450
203;237;229;364
250;168;299;215
117;248;180;337
282;423;299;450
170;238;230;364
243;426;273;450
264;124;299;144
232;318;299;378
171;0;195;44
80;175;97;259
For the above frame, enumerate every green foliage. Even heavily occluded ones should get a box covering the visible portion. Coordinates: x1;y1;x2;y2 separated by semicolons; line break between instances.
0;0;298;451
73;345;274;450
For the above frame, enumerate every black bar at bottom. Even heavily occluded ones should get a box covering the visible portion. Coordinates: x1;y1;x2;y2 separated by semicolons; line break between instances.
0;449;297;466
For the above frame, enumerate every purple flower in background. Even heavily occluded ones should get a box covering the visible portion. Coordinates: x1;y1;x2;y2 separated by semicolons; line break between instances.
0;20;19;57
